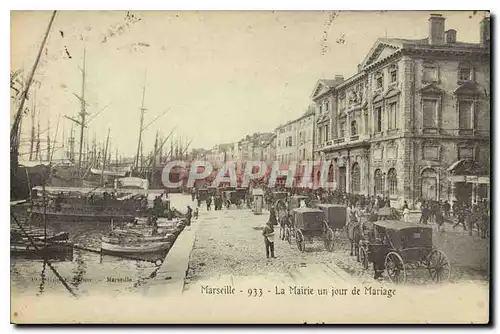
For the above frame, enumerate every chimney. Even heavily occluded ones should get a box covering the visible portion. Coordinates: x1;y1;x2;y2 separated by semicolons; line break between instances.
428;14;445;45
445;29;456;44
480;16;490;48
357;64;362;72
335;75;344;83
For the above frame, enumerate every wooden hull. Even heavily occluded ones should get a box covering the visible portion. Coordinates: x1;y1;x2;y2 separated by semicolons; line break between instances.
100;239;172;254
31;210;135;223
11;240;74;260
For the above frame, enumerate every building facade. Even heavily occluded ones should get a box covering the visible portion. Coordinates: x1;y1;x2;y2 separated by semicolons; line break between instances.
313;14;490;208
275;108;315;165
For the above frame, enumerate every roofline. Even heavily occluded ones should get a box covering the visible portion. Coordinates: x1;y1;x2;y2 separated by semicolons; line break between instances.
275;111;315;131
334;39;489;92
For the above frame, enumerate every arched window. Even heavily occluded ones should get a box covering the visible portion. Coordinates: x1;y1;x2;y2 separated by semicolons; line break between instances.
387;168;397;196
374;169;383;195
328;163;334;183
421;168;438;200
351;120;358;136
351;163;360;193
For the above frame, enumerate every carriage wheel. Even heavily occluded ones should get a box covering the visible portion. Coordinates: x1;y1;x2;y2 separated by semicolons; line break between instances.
385;252;407;284
359;246;369;270
296;230;305;252
323;227;334;252
285;226;292;244
427;250;451;283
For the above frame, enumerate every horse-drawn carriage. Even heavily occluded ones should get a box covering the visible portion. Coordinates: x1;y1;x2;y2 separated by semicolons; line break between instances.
222;190;244;208
358;220;451;284
207;186;218;197
275;195;307;241
197;188;210;202
291;208;333;252
316;203;347;251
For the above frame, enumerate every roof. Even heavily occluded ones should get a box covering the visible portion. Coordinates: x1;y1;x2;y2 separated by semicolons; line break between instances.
316;203;346;208
319;79;340;87
292;208;323;214
374;220;432;231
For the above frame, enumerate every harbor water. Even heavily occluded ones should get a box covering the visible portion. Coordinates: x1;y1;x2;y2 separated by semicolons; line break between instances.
11;193;194;298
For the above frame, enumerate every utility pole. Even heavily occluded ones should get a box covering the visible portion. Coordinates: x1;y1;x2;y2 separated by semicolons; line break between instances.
134;84;147;170
100;127;110;186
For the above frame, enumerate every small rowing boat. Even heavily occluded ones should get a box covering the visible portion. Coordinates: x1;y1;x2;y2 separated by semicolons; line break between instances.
100;233;175;254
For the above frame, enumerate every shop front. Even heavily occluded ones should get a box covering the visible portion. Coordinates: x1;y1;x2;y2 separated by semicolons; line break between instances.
447;159;489;205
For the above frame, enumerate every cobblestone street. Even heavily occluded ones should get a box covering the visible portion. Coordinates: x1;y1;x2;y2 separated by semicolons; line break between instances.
184;203;489;292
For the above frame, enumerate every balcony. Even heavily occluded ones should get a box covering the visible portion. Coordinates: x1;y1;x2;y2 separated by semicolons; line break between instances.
317;134;371;152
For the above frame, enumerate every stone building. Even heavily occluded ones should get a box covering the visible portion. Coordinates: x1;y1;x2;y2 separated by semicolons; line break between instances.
312;14;490;208
262;134;277;164
275;108;315;165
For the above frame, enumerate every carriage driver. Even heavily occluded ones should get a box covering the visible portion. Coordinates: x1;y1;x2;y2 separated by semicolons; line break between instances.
372;233;387;280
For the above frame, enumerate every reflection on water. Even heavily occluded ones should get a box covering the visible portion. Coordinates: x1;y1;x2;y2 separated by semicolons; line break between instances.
11;221;163;298
11;194;193;298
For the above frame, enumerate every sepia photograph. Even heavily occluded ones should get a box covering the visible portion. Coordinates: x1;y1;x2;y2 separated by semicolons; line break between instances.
9;9;491;324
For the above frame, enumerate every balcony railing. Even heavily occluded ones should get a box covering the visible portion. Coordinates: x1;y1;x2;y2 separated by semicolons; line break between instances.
333;138;345;144
350;135;359;141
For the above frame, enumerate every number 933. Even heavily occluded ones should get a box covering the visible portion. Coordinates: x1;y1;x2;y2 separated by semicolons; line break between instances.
247;288;263;297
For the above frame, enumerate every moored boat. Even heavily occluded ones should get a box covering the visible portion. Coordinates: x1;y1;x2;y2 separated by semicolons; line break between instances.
10;239;74;260
100;233;175;254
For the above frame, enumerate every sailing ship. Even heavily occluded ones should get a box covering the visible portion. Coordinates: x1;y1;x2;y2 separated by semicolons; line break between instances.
10;200;74;260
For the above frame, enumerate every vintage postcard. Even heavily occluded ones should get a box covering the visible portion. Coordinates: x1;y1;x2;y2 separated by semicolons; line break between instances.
10;10;490;324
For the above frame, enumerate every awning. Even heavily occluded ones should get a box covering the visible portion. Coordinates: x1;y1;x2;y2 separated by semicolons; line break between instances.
447;159;489;176
448;175;490;184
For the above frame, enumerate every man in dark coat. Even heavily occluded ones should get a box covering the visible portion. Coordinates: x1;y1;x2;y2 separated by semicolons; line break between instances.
262;221;276;259
186;205;193;226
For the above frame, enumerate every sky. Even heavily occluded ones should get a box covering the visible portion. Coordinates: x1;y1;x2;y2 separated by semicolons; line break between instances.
10;10;486;159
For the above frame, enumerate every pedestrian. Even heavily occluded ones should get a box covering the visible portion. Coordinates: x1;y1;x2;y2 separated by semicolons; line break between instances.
151;216;159;236
191;187;196;202
419;202;429;225
186;205;193;226
402;201;409;211
193;208;199;220
206;196;212;211
443;200;450;217
269;205;278;226
403;206;410;222
453;204;467;231
262;221;276;259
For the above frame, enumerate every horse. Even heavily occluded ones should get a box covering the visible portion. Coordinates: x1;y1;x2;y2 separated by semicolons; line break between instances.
278;214;291;240
345;212;362;261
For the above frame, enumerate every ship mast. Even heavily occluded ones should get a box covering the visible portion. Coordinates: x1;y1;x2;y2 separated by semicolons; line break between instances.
100;127;110;186
134;83;147;170
29;87;36;161
10;11;57;154
77;48;87;171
